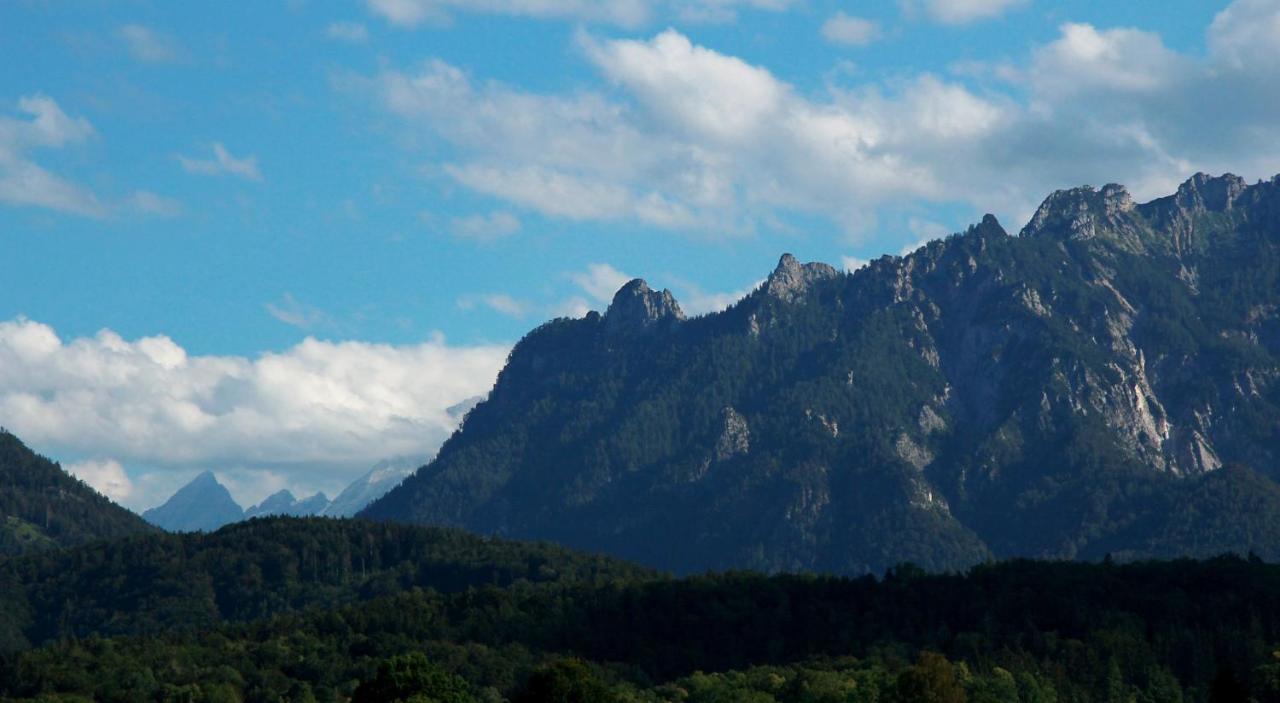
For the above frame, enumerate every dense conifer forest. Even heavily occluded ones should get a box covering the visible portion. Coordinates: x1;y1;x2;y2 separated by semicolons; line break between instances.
2;517;1280;702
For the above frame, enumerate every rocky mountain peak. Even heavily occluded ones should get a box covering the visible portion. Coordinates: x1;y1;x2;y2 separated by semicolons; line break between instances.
1173;172;1248;213
143;471;244;533
765;254;839;303
605;279;685;333
189;470;220;488
974;214;1007;238
1019;183;1153;251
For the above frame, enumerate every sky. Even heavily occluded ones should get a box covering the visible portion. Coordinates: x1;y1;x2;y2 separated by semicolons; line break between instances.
3;0;1280;511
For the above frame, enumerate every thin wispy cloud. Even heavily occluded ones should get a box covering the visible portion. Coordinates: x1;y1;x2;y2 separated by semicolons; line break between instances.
900;0;1027;25
365;0;794;28
821;13;882;47
265;293;333;330
0;94;104;217
178;143;262;181
326;21;370;43
117;23;182;63
128;190;183;218
449;211;522;241
457;293;531;318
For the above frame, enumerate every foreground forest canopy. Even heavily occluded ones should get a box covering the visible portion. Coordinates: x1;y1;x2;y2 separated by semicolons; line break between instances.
1;517;1280;702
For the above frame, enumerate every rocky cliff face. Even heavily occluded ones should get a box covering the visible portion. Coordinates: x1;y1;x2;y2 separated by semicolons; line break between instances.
365;173;1280;575
604;279;685;334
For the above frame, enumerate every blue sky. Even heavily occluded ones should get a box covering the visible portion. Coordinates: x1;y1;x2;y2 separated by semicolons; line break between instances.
2;0;1279;510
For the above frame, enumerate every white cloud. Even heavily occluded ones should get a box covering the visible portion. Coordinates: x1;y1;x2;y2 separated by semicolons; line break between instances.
364;3;1280;250
0;95;104;217
117;24;181;63
0;317;509;511
178;143;262;181
64;459;134;502
568;262;632;304
457;293;531;318
1208;0;1280;69
586;30;784;144
550;296;593;319
842;256;869;272
821;13;882;47
675;279;762;316
326;21;370;43
1029;23;1187;98
902;0;1026;25
449;210;521;240
264;293;332;330
365;0;792;28
128;190;183;217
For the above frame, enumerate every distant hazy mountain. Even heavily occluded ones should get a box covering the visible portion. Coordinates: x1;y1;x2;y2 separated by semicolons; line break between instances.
322;458;420;518
364;173;1280;575
142;471;243;532
244;490;330;519
0;430;154;555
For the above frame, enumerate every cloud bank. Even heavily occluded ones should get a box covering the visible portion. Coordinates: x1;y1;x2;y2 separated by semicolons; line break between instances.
366;2;1280;241
0;317;508;510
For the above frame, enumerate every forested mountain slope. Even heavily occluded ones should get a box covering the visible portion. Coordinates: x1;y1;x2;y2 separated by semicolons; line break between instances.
365;173;1280;574
0;430;153;556
0;516;652;653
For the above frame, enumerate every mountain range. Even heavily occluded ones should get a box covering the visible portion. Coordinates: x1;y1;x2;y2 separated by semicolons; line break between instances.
363;173;1280;575
142;460;418;532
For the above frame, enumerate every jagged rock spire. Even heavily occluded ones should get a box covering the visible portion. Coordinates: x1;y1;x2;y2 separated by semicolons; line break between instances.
765;254;839;303
1173;172;1248;213
604;279;685;333
1021;183;1135;241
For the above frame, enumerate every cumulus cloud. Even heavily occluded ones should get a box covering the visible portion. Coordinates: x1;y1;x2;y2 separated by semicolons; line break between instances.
363;4;1280;245
0;95;105;217
64;459;134;502
821;13;882;47
901;0;1026;25
0;317;509;510
365;0;792;28
178;143;262;181
1208;0;1280;69
1028;23;1188;98
117;24;182;63
367;30;1005;236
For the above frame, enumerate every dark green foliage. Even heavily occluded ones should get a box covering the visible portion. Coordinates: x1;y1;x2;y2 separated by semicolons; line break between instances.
352;653;474;703
363;175;1280;575
512;659;614;703
4;529;1280;702
896;652;966;703
0;516;654;651
0;430;154;557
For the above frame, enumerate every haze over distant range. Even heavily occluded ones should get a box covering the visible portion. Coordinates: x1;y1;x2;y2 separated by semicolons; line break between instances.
3;0;1280;508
